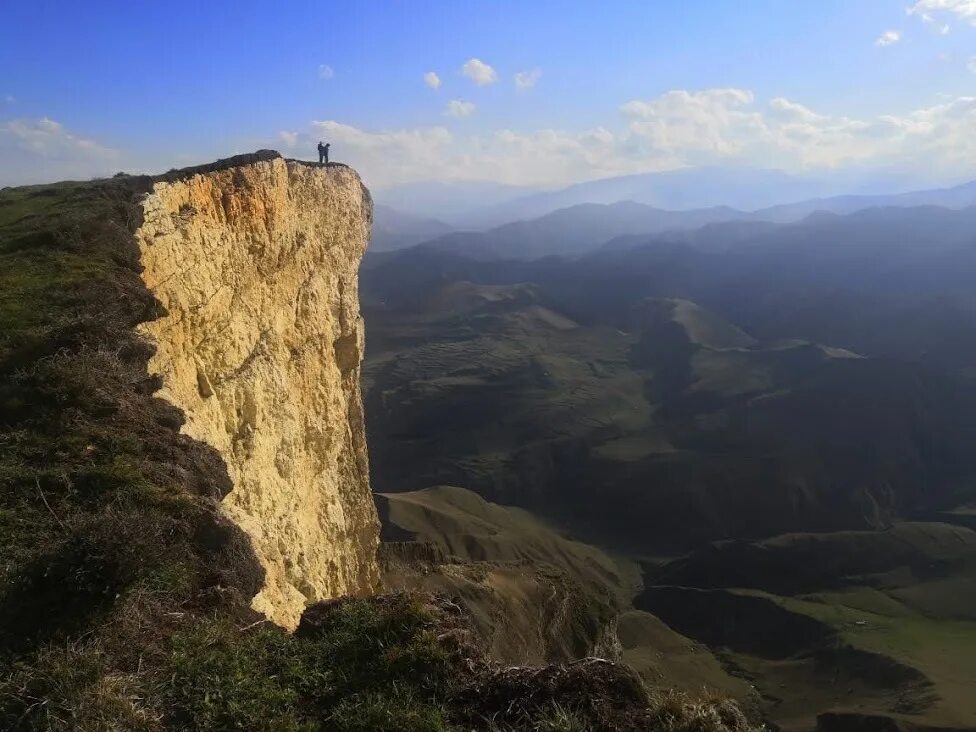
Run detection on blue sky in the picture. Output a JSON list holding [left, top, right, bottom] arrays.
[[2, 0, 976, 189]]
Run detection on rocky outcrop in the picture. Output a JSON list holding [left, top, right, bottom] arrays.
[[136, 153, 380, 628]]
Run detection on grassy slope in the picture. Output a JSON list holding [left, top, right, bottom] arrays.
[[378, 485, 636, 665], [768, 593, 976, 728], [380, 485, 637, 602], [379, 486, 754, 702], [643, 522, 976, 730], [364, 282, 652, 515]]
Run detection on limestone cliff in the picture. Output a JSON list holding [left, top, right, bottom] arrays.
[[135, 154, 380, 628]]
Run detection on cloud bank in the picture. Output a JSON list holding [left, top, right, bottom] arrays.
[[0, 117, 120, 185], [909, 0, 976, 24], [8, 87, 976, 190], [302, 88, 976, 188]]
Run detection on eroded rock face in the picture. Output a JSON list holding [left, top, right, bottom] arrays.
[[136, 156, 380, 628]]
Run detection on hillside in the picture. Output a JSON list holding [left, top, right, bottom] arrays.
[[639, 521, 976, 729], [0, 153, 756, 732], [371, 204, 454, 252], [416, 202, 750, 260], [364, 276, 976, 549], [401, 169, 976, 232], [377, 486, 756, 701], [377, 485, 635, 665]]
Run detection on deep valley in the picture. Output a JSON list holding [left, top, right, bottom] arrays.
[[362, 200, 976, 731]]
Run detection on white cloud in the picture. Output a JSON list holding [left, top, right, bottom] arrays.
[[278, 131, 299, 147], [909, 0, 976, 23], [514, 68, 541, 90], [308, 119, 455, 186], [312, 120, 452, 150], [461, 58, 498, 86], [445, 99, 475, 117], [875, 30, 902, 46], [769, 97, 822, 119], [301, 119, 646, 188], [924, 8, 949, 31], [0, 117, 121, 185], [480, 126, 661, 186], [620, 89, 976, 174], [2, 117, 117, 157], [290, 89, 976, 189], [621, 88, 763, 157], [424, 71, 442, 90], [318, 64, 335, 80]]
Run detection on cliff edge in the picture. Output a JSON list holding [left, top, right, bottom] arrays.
[[136, 155, 380, 627], [0, 153, 756, 730]]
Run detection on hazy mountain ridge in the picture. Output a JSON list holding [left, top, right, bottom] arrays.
[[374, 175, 976, 263], [367, 203, 976, 372], [371, 203, 454, 252], [460, 167, 836, 228], [375, 168, 976, 234], [412, 201, 752, 260], [756, 179, 976, 223], [372, 179, 533, 226]]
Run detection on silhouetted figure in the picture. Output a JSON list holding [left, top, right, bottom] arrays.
[[317, 141, 331, 165], [324, 143, 330, 164]]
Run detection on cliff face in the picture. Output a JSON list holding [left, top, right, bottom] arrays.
[[136, 156, 380, 628]]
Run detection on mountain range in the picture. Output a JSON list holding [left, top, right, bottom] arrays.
[[373, 167, 976, 233]]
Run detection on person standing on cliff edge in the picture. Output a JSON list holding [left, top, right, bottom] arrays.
[[317, 141, 330, 164]]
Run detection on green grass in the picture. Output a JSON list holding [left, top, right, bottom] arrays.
[[488, 704, 592, 732], [1, 594, 456, 731], [163, 594, 452, 731], [747, 590, 976, 727], [0, 182, 136, 353]]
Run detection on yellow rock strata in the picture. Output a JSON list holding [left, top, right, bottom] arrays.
[[136, 157, 380, 628]]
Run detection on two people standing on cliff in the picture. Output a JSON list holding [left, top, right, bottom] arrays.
[[317, 141, 330, 164]]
